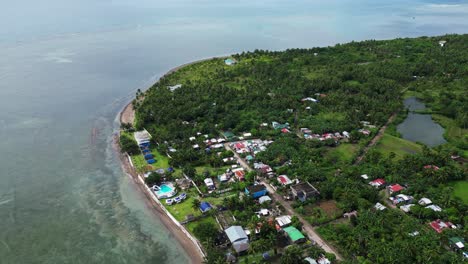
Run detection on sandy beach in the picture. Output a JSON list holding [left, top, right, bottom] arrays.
[[115, 57, 227, 264]]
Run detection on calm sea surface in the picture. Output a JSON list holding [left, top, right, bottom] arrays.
[[0, 1, 467, 263]]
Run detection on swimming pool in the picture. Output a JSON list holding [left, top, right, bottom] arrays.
[[155, 183, 176, 199]]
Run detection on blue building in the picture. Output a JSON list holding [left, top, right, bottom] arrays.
[[199, 202, 212, 213], [245, 184, 267, 199]]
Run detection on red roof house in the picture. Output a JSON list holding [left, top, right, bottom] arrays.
[[234, 170, 245, 181], [369, 178, 386, 188], [387, 184, 404, 194], [429, 219, 455, 233]]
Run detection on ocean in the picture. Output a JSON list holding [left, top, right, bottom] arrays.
[[0, 1, 467, 263]]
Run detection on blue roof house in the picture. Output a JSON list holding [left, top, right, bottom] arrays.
[[245, 184, 267, 199], [199, 202, 213, 213]]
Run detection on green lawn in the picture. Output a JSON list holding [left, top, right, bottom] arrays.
[[375, 133, 422, 159], [185, 215, 218, 234], [130, 149, 170, 173], [164, 188, 201, 221], [327, 143, 359, 163], [432, 114, 468, 155], [451, 181, 468, 204]]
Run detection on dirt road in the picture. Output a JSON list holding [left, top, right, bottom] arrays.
[[354, 112, 397, 164]]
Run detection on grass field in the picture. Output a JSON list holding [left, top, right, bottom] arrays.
[[131, 149, 170, 173], [164, 191, 201, 221], [185, 215, 219, 234], [195, 165, 231, 176], [432, 114, 468, 155], [327, 143, 359, 163], [451, 181, 468, 204], [375, 133, 422, 159]]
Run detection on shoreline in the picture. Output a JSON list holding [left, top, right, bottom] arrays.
[[115, 57, 226, 264]]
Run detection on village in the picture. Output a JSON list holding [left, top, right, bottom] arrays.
[[123, 114, 467, 263]]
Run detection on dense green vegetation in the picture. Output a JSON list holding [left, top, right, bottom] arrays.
[[131, 35, 468, 263]]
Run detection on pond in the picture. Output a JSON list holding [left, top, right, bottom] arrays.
[[397, 97, 446, 147]]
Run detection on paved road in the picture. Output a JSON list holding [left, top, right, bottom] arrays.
[[225, 143, 343, 260]]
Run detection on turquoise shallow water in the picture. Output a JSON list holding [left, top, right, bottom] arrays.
[[0, 1, 467, 263]]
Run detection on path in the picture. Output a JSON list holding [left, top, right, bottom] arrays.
[[354, 112, 397, 164], [225, 143, 343, 260]]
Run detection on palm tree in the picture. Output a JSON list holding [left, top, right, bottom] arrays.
[[192, 199, 201, 210]]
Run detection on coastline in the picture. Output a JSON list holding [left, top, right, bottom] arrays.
[[115, 57, 226, 264]]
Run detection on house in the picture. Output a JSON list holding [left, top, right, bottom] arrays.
[[259, 195, 272, 204], [374, 202, 387, 211], [218, 173, 229, 183], [418, 197, 432, 206], [449, 237, 465, 252], [233, 168, 245, 181], [301, 97, 318, 103], [134, 129, 152, 146], [290, 182, 319, 202], [439, 40, 447, 47], [342, 131, 350, 138], [204, 178, 215, 190], [275, 215, 292, 229], [245, 184, 267, 199], [257, 209, 270, 217], [361, 174, 369, 180], [429, 219, 455, 233], [272, 121, 290, 130], [243, 132, 252, 138], [304, 257, 318, 264], [317, 256, 331, 264], [225, 226, 249, 253], [343, 210, 358, 218], [400, 204, 415, 213], [426, 205, 442, 212], [175, 178, 191, 190], [277, 175, 293, 186], [283, 226, 306, 244], [390, 194, 413, 205], [199, 202, 213, 213], [369, 178, 386, 188], [168, 84, 182, 92], [224, 58, 237, 66], [387, 184, 404, 194]]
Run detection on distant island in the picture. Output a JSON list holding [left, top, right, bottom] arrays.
[[119, 35, 467, 264]]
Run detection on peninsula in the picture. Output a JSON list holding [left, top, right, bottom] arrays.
[[118, 35, 467, 264]]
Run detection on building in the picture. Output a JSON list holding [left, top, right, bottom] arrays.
[[225, 226, 249, 253], [400, 204, 415, 213], [168, 84, 182, 92], [258, 195, 272, 204], [387, 184, 404, 194], [418, 197, 432, 206], [224, 58, 237, 66], [275, 215, 292, 229], [245, 184, 267, 199], [290, 182, 319, 202], [449, 237, 465, 252], [233, 168, 246, 181], [204, 178, 215, 190], [374, 202, 386, 211], [429, 219, 455, 233], [277, 175, 293, 185], [426, 204, 442, 212], [369, 178, 385, 188], [304, 257, 318, 264], [390, 194, 413, 205], [134, 129, 152, 146], [283, 226, 306, 244], [199, 202, 213, 213]]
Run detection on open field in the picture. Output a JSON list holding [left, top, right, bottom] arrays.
[[326, 143, 359, 163], [185, 216, 219, 234], [302, 200, 343, 225], [451, 181, 468, 204], [131, 149, 171, 173], [375, 133, 422, 159]]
